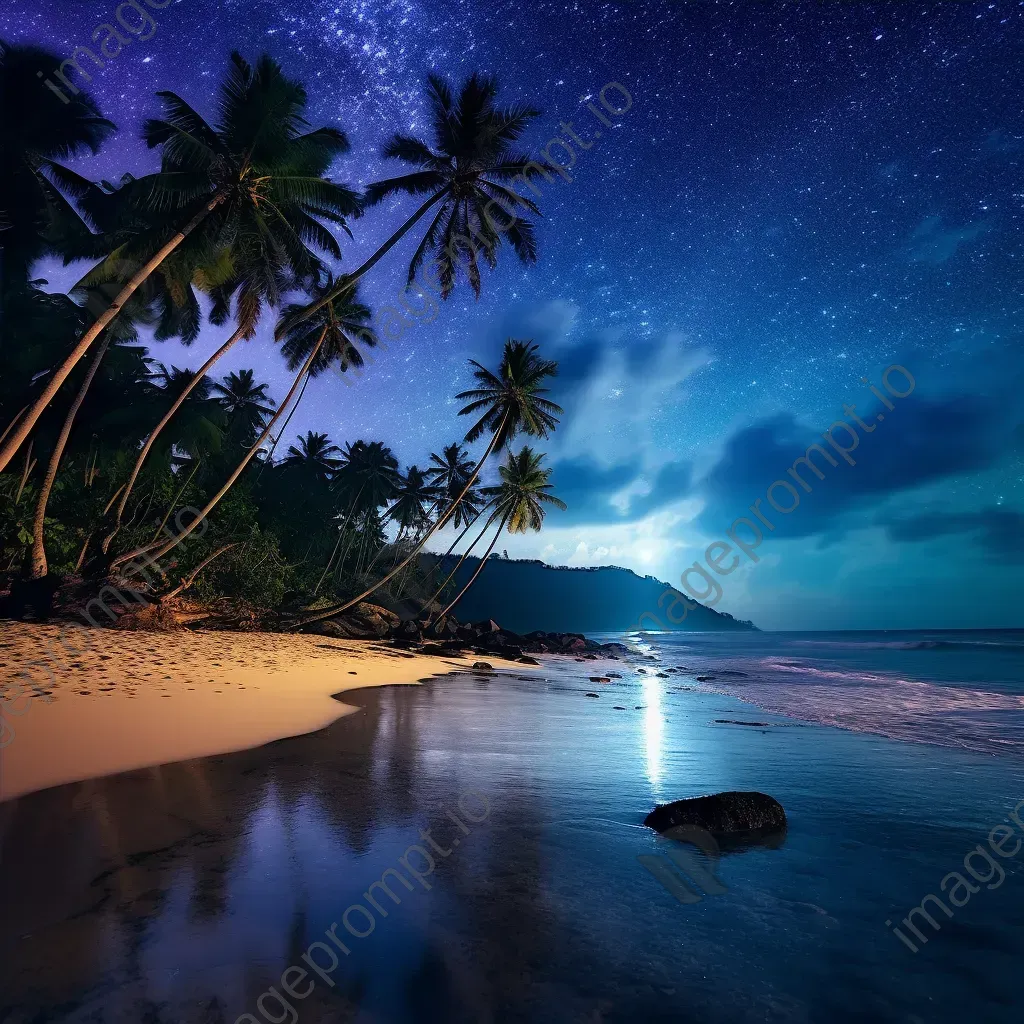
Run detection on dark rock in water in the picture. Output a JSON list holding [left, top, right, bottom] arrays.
[[644, 792, 787, 837], [695, 674, 715, 682], [516, 655, 539, 665], [585, 692, 600, 698], [613, 706, 626, 710], [472, 661, 493, 670], [589, 676, 611, 682]]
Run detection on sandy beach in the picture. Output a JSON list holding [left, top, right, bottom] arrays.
[[0, 622, 510, 802]]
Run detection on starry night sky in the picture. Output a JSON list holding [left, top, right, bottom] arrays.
[[4, 0, 1022, 629]]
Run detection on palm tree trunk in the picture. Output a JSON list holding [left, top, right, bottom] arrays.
[[291, 412, 508, 627], [434, 513, 508, 621], [415, 500, 494, 599], [422, 509, 495, 613], [0, 405, 28, 450], [149, 459, 202, 544], [315, 483, 366, 595], [102, 483, 126, 516], [30, 334, 113, 578], [115, 326, 329, 568], [103, 324, 245, 553], [160, 543, 237, 600], [255, 367, 312, 480], [314, 527, 346, 596], [16, 440, 35, 503], [0, 193, 226, 475], [74, 532, 94, 572], [277, 186, 450, 336]]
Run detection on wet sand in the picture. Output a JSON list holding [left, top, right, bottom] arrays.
[[0, 623, 501, 801]]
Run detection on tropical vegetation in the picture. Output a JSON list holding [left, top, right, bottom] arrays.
[[0, 42, 565, 627]]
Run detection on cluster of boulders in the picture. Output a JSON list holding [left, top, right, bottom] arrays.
[[309, 603, 629, 662]]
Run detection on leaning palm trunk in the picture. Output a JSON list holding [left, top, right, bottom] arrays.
[[114, 325, 329, 568], [0, 194, 226, 475], [16, 440, 35, 504], [255, 369, 312, 481], [160, 543, 237, 601], [281, 187, 450, 332], [314, 483, 367, 595], [149, 459, 202, 544], [292, 412, 508, 628], [103, 323, 245, 553], [0, 405, 28, 450], [30, 333, 113, 578], [420, 505, 496, 612], [433, 513, 508, 622], [398, 508, 482, 605]]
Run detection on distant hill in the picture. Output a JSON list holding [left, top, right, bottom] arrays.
[[421, 556, 757, 633]]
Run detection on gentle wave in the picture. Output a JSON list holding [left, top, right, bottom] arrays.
[[684, 656, 1024, 755], [791, 639, 1024, 653]]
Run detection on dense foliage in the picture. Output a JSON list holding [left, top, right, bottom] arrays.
[[0, 43, 564, 623]]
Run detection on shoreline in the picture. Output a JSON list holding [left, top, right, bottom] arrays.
[[0, 623, 550, 803]]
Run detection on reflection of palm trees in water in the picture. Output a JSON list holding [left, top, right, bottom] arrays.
[[0, 676, 661, 1023], [0, 757, 269, 1019]]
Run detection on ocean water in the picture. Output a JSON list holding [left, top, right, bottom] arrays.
[[617, 628, 1024, 755], [1, 632, 1022, 1022]]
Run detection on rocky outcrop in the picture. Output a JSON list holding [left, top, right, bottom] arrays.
[[312, 602, 401, 639], [305, 611, 630, 662], [644, 792, 787, 837]]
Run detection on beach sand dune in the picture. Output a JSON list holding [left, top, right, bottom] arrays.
[[0, 623, 492, 802]]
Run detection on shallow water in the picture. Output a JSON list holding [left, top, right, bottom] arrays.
[[1, 640, 1022, 1022], [620, 628, 1024, 755]]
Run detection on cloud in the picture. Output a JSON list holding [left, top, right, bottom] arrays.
[[880, 506, 1024, 563], [548, 456, 692, 525], [547, 330, 711, 464], [695, 389, 1002, 540]]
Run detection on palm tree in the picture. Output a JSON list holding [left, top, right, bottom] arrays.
[[281, 432, 342, 483], [314, 440, 401, 593], [425, 442, 484, 529], [114, 287, 375, 569], [411, 442, 487, 601], [384, 465, 441, 544], [0, 51, 360, 475], [255, 286, 376, 471], [333, 440, 402, 514], [143, 364, 226, 464], [211, 369, 276, 450], [279, 72, 545, 333], [432, 447, 565, 622], [96, 55, 359, 546], [0, 42, 115, 287], [292, 338, 561, 628]]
